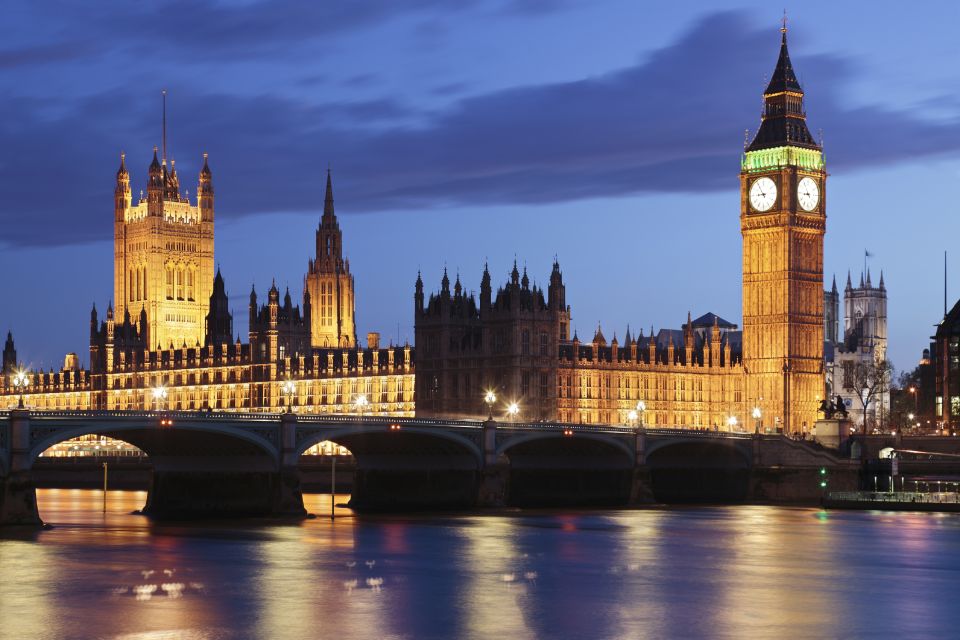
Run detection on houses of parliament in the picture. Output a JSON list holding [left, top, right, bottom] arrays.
[[2, 27, 827, 433]]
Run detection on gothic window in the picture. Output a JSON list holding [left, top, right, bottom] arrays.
[[521, 330, 530, 356], [187, 268, 195, 301], [176, 266, 184, 300], [540, 373, 548, 399], [129, 269, 135, 302], [142, 267, 148, 300], [521, 372, 530, 396], [166, 266, 174, 299], [540, 332, 548, 356]]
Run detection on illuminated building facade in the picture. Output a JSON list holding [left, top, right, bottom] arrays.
[[305, 171, 357, 349], [1, 150, 413, 417], [415, 263, 745, 427], [740, 26, 825, 433], [2, 27, 825, 435]]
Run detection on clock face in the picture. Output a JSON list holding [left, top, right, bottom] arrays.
[[797, 177, 820, 211], [749, 177, 777, 212]]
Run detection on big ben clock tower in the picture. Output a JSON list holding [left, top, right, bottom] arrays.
[[741, 24, 825, 434]]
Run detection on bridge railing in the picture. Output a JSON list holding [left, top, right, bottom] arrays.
[[0, 409, 789, 439]]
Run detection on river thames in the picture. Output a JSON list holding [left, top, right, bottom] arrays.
[[0, 490, 958, 639]]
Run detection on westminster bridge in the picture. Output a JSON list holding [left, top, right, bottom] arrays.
[[0, 409, 857, 525]]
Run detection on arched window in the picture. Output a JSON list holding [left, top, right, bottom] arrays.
[[142, 267, 148, 300], [187, 268, 195, 301], [176, 266, 184, 300], [129, 269, 135, 301], [165, 266, 174, 299]]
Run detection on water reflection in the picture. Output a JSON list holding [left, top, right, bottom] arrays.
[[1, 490, 959, 638]]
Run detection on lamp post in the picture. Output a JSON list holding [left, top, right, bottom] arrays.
[[506, 402, 520, 421], [282, 379, 296, 413], [485, 390, 497, 420], [752, 406, 762, 434], [12, 369, 29, 409], [151, 385, 167, 412], [627, 409, 638, 427], [636, 400, 646, 428]]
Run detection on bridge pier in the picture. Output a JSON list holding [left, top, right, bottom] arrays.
[[142, 413, 306, 519], [0, 410, 42, 526]]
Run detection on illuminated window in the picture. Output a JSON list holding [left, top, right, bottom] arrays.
[[165, 266, 174, 299]]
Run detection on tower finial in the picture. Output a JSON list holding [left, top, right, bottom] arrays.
[[781, 9, 788, 38]]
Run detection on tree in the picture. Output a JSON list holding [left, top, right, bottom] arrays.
[[843, 359, 893, 434]]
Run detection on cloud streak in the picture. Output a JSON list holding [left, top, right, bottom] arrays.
[[2, 10, 960, 248]]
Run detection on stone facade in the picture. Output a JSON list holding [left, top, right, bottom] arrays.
[[304, 171, 356, 349], [740, 27, 826, 434], [1, 161, 412, 417], [114, 150, 215, 350], [415, 263, 746, 427]]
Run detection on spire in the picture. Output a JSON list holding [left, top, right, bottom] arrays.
[[831, 274, 838, 293], [746, 23, 818, 152], [846, 271, 853, 290], [116, 152, 128, 180], [511, 260, 520, 285], [879, 270, 885, 290], [441, 267, 450, 295], [521, 267, 529, 290], [323, 168, 335, 219]]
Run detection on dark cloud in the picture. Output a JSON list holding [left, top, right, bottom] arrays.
[[0, 41, 99, 68], [3, 10, 960, 248]]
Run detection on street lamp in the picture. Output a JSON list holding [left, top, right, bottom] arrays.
[[636, 400, 646, 428], [506, 402, 520, 421], [282, 379, 296, 413], [484, 390, 497, 420], [151, 385, 167, 412], [752, 406, 762, 434], [354, 394, 368, 415], [727, 415, 738, 432], [12, 369, 29, 409], [627, 409, 638, 427]]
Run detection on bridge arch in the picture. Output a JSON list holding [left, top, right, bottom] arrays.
[[296, 424, 482, 467], [644, 437, 753, 468], [496, 432, 634, 466], [28, 419, 280, 467], [645, 437, 752, 503]]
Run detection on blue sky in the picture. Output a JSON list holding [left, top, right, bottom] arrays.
[[2, 1, 959, 373]]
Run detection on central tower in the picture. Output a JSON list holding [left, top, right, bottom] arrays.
[[741, 26, 825, 433], [305, 170, 356, 348]]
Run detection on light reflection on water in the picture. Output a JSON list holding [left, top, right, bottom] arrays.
[[0, 490, 958, 639]]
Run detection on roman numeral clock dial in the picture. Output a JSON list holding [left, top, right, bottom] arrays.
[[797, 176, 820, 211], [749, 177, 777, 212]]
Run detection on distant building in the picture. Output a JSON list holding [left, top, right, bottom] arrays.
[[824, 270, 889, 429]]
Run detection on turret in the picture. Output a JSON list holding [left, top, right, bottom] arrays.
[[480, 263, 491, 312], [249, 284, 258, 328], [2, 331, 16, 374], [415, 271, 424, 313], [198, 152, 214, 221], [205, 268, 233, 347], [146, 147, 163, 210], [441, 268, 450, 298], [115, 152, 131, 222], [90, 303, 99, 340], [548, 260, 565, 310]]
